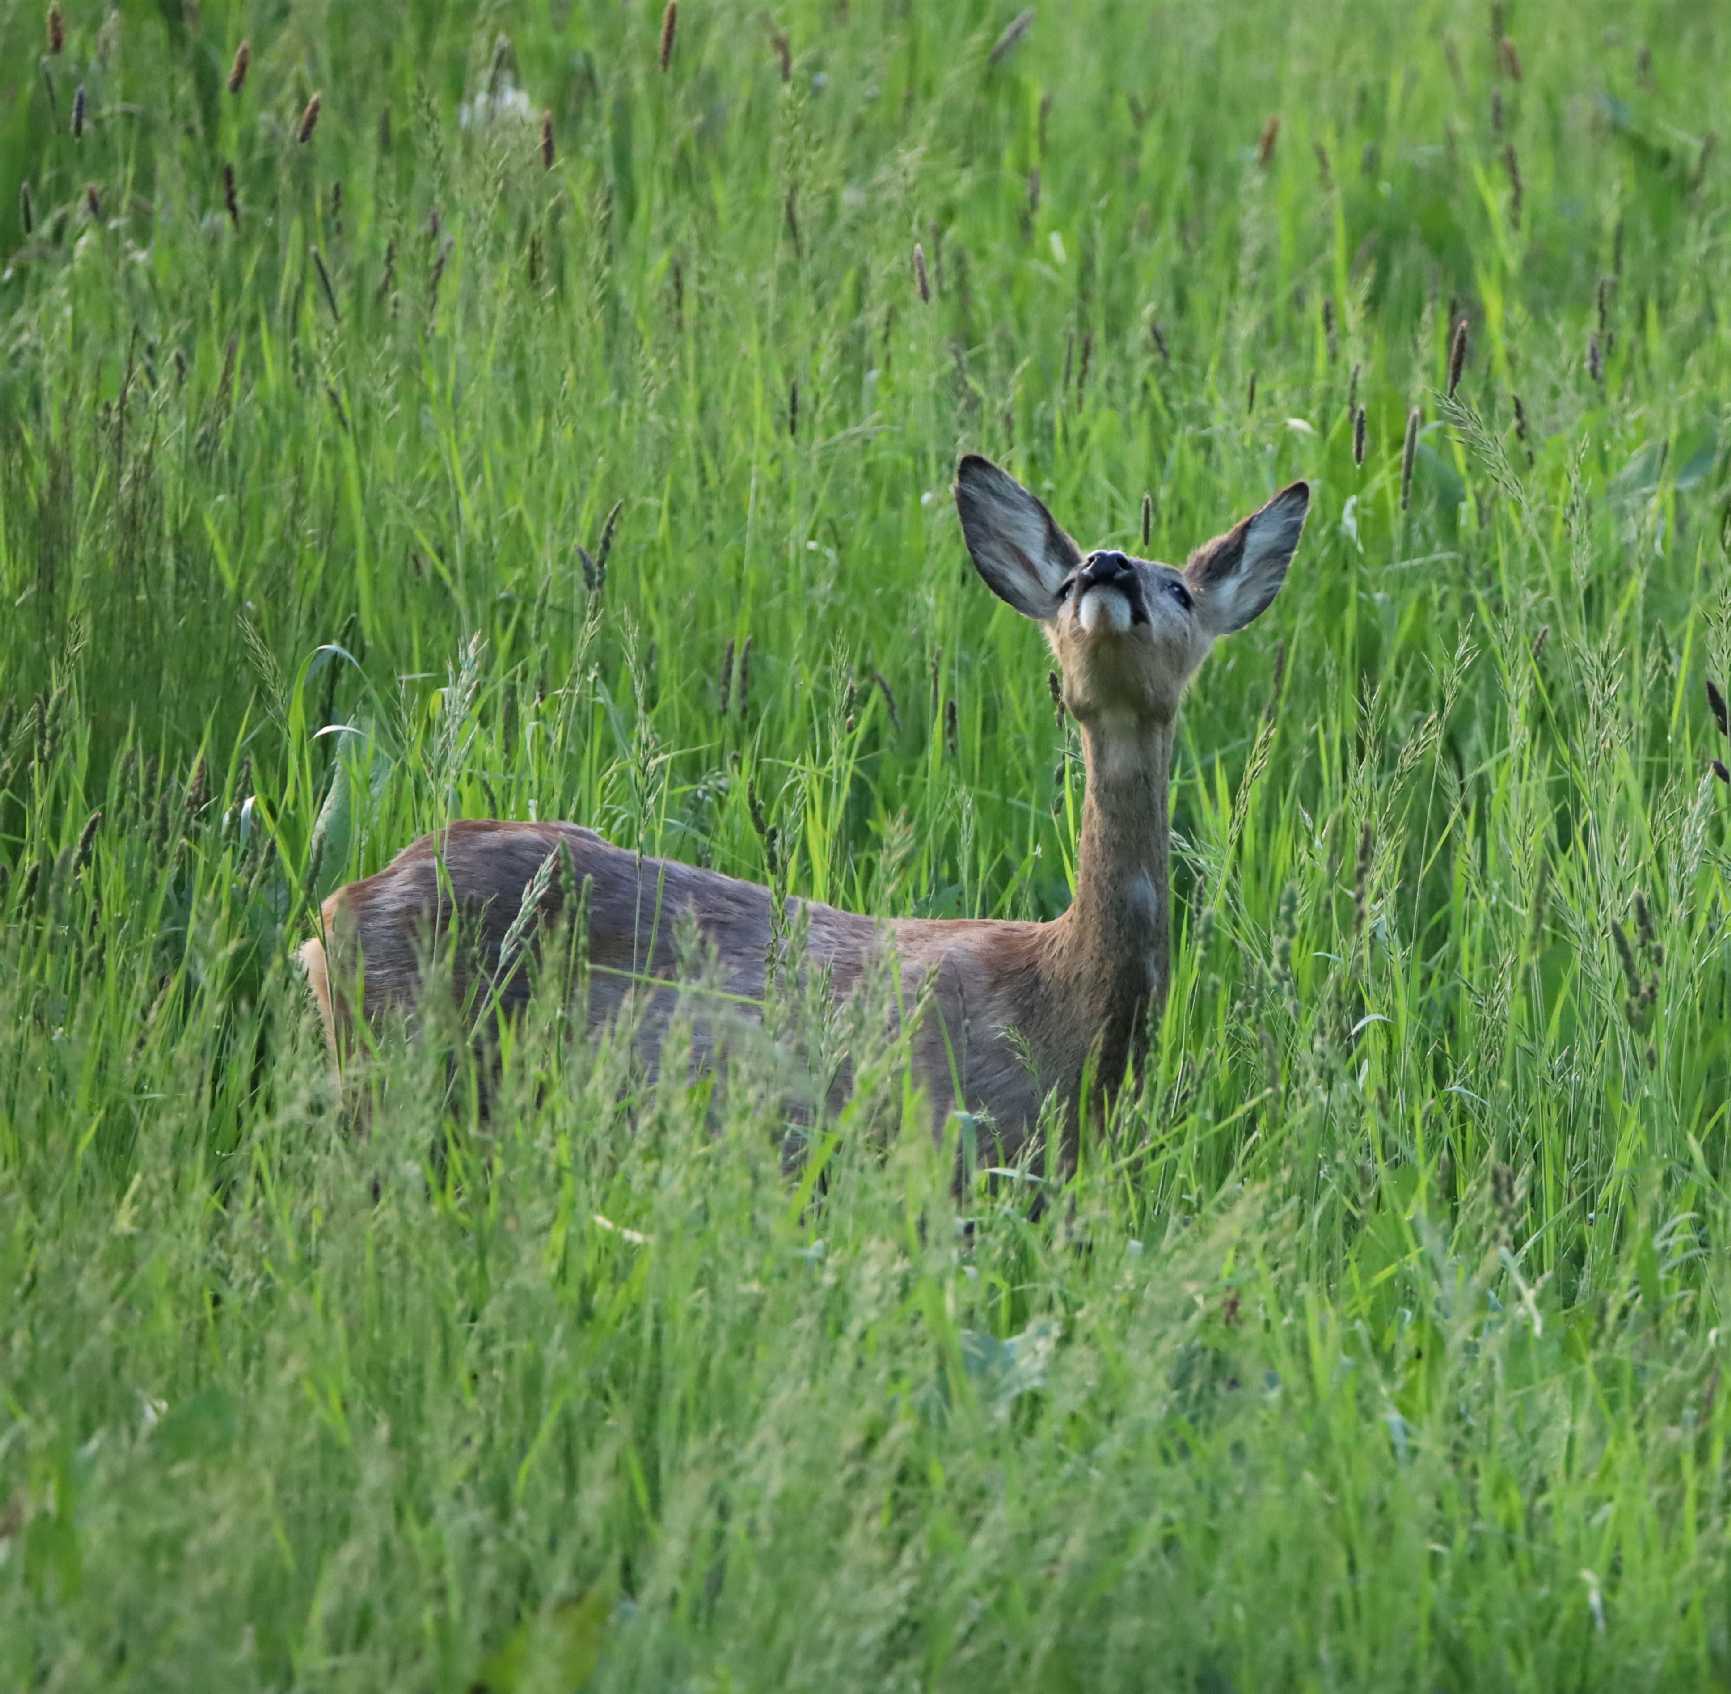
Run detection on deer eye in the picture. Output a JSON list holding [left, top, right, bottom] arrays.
[[1165, 577, 1194, 613]]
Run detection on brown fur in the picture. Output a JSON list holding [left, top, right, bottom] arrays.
[[300, 458, 1309, 1169]]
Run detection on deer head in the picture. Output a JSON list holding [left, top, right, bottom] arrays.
[[954, 455, 1309, 727]]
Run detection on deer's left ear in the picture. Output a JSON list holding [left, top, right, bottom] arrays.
[[1186, 481, 1310, 635]]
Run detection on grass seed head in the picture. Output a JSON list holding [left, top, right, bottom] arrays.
[[1512, 391, 1529, 441], [659, 0, 677, 72], [770, 26, 791, 82], [1448, 317, 1468, 397], [72, 83, 85, 138], [47, 2, 63, 53], [297, 91, 321, 144], [1587, 332, 1603, 384], [1141, 490, 1153, 547], [222, 161, 239, 227], [73, 808, 102, 874], [1257, 114, 1280, 166], [913, 240, 930, 302], [1401, 405, 1420, 508], [228, 38, 251, 95], [1353, 405, 1367, 465], [1706, 677, 1729, 739], [988, 9, 1035, 68], [1503, 142, 1522, 226], [19, 180, 32, 237], [1498, 36, 1522, 81], [540, 109, 555, 169], [84, 181, 101, 220], [1314, 140, 1333, 190]]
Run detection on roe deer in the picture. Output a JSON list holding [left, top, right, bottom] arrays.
[[300, 456, 1308, 1164]]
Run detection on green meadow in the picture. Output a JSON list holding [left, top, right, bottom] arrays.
[[3, 0, 1731, 1686]]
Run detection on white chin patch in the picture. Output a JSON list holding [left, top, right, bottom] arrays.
[[1078, 585, 1133, 635]]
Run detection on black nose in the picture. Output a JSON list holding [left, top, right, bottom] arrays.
[[1078, 551, 1134, 588]]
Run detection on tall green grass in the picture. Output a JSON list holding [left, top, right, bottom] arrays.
[[3, 0, 1730, 1686]]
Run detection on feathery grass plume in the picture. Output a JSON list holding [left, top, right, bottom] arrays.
[[658, 1, 677, 71], [47, 3, 63, 53], [1314, 140, 1333, 190], [989, 9, 1035, 68], [84, 182, 101, 220], [1531, 623, 1548, 659], [1706, 677, 1729, 738], [770, 25, 791, 82], [1141, 491, 1153, 546], [913, 240, 930, 302], [1498, 36, 1522, 80], [1448, 317, 1468, 397], [228, 39, 250, 95], [540, 109, 554, 169], [1503, 142, 1522, 226], [19, 180, 32, 237], [1352, 821, 1374, 935], [297, 91, 321, 144], [1353, 405, 1367, 465], [1400, 406, 1420, 508], [1256, 114, 1280, 167], [222, 162, 239, 227], [313, 247, 341, 321], [72, 83, 85, 138], [1440, 391, 1530, 520]]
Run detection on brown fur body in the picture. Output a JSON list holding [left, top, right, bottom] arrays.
[[301, 456, 1308, 1168]]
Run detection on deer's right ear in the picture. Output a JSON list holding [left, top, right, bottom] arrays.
[[954, 455, 1081, 620]]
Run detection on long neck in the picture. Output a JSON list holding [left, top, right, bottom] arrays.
[[1049, 712, 1175, 1081]]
